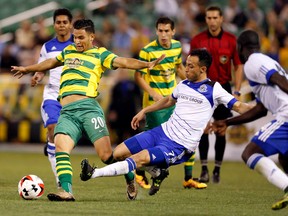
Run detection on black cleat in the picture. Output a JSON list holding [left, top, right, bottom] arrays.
[[149, 169, 169, 196], [199, 170, 209, 183], [80, 159, 96, 181]]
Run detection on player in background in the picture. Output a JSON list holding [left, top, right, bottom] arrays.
[[214, 30, 288, 210], [189, 6, 243, 183], [12, 19, 165, 201], [80, 48, 252, 196], [134, 17, 207, 192], [31, 8, 73, 188]]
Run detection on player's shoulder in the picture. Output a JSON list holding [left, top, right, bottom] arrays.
[[142, 40, 158, 50]]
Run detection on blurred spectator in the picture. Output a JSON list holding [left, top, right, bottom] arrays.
[[34, 16, 52, 45], [0, 43, 19, 72], [15, 19, 36, 50], [107, 69, 142, 144], [279, 35, 288, 70], [223, 0, 242, 33], [130, 20, 149, 58], [244, 0, 264, 27], [154, 0, 179, 18]]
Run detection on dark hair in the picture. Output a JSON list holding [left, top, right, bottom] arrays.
[[53, 8, 73, 23], [237, 30, 260, 49], [73, 19, 95, 34], [190, 48, 212, 69], [156, 17, 174, 30], [206, 6, 223, 16]]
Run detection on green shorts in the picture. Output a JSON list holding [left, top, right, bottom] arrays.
[[54, 98, 109, 145], [145, 106, 175, 130]]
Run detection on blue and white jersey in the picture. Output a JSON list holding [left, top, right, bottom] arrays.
[[244, 53, 288, 122], [161, 79, 237, 151], [38, 36, 73, 100]]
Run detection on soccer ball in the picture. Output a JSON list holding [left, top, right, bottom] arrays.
[[18, 175, 44, 200]]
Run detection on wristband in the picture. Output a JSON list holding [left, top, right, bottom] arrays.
[[233, 91, 241, 96]]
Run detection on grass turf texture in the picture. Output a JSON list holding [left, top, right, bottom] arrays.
[[0, 151, 287, 216]]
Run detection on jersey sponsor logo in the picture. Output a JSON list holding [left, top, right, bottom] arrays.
[[198, 84, 208, 93], [179, 93, 203, 104], [65, 58, 82, 68], [219, 55, 228, 64], [160, 69, 174, 80]]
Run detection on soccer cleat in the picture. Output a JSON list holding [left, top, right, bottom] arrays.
[[80, 158, 96, 181], [272, 193, 288, 210], [126, 178, 137, 200], [212, 172, 220, 184], [47, 191, 75, 201], [183, 179, 207, 189], [135, 174, 151, 189], [199, 170, 209, 183], [149, 169, 169, 196]]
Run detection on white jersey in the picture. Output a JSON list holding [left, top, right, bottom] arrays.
[[161, 79, 236, 151], [244, 53, 288, 122], [38, 36, 73, 100]]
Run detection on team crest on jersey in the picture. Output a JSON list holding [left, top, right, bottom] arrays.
[[160, 69, 174, 80], [219, 55, 228, 64], [198, 84, 207, 93], [65, 58, 82, 68]]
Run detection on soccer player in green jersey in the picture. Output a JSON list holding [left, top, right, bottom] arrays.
[[134, 17, 207, 194], [12, 19, 164, 201]]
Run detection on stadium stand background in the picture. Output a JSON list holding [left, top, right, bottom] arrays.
[[0, 0, 285, 145]]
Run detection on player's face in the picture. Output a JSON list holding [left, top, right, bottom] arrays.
[[205, 10, 223, 35], [185, 55, 205, 82], [54, 15, 72, 37], [156, 23, 175, 49], [73, 29, 94, 52]]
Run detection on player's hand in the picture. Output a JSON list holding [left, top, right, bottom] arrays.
[[151, 92, 163, 102], [11, 66, 28, 79], [213, 120, 227, 136], [148, 54, 165, 70], [131, 110, 145, 130], [203, 121, 214, 134], [31, 72, 45, 87]]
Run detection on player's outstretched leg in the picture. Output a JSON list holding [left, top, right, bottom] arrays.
[[272, 193, 288, 210], [149, 168, 169, 196], [80, 158, 96, 181]]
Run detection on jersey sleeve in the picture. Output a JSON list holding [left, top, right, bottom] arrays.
[[37, 44, 47, 63], [100, 48, 118, 70], [171, 81, 181, 99], [214, 82, 237, 109], [245, 54, 278, 85]]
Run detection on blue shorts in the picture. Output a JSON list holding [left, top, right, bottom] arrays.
[[41, 99, 62, 127], [124, 126, 193, 168], [252, 120, 288, 156]]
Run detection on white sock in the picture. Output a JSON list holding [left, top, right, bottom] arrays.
[[47, 142, 59, 184], [144, 166, 161, 178], [247, 153, 288, 191], [92, 158, 136, 178]]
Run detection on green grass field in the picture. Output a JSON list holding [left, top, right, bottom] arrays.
[[0, 149, 287, 216]]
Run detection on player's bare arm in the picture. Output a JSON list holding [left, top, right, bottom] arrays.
[[215, 102, 267, 135], [113, 54, 165, 70], [270, 72, 288, 94], [12, 58, 61, 78], [131, 95, 175, 130]]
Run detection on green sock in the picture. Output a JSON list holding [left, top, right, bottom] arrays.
[[56, 152, 73, 194], [124, 172, 135, 183], [184, 152, 195, 181]]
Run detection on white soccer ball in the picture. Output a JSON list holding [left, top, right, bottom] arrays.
[[18, 175, 44, 200]]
